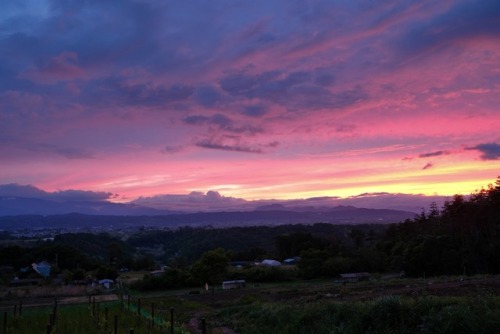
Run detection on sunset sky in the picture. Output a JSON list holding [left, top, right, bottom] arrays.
[[1, 0, 499, 208]]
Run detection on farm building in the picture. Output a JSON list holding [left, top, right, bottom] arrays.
[[283, 257, 300, 265], [98, 279, 114, 289], [260, 259, 281, 266], [32, 261, 51, 278], [222, 280, 246, 290], [339, 272, 371, 282]]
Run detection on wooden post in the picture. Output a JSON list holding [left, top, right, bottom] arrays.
[[201, 318, 207, 334], [96, 303, 100, 326], [151, 302, 155, 327], [170, 308, 174, 334], [52, 306, 57, 324], [114, 315, 118, 334], [49, 313, 54, 326], [46, 323, 52, 334], [104, 307, 109, 331]]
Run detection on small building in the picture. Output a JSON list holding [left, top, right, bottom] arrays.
[[222, 280, 246, 290], [98, 279, 114, 289], [283, 257, 300, 265], [260, 259, 281, 266], [339, 272, 371, 283], [32, 261, 51, 278], [150, 270, 165, 278]]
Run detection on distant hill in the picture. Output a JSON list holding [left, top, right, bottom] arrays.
[[0, 206, 416, 231], [0, 196, 174, 216]]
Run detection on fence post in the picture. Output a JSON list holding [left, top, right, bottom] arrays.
[[52, 306, 57, 324], [3, 311, 7, 334], [201, 318, 206, 334], [114, 315, 118, 334], [129, 329, 134, 334], [128, 295, 131, 310], [137, 298, 141, 316], [96, 303, 100, 327], [46, 323, 52, 334], [13, 305, 17, 317], [104, 307, 108, 332], [19, 300, 22, 317], [151, 302, 155, 328], [170, 308, 174, 334]]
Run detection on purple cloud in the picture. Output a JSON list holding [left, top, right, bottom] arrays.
[[0, 184, 113, 202], [468, 143, 500, 160], [419, 150, 450, 158], [422, 162, 434, 170], [195, 137, 264, 154]]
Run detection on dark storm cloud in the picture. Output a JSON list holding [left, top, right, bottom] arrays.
[[467, 143, 500, 160]]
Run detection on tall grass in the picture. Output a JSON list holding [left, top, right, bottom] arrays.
[[219, 295, 500, 334]]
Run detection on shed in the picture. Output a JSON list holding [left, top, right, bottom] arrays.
[[32, 261, 51, 278], [339, 272, 371, 282], [261, 259, 281, 266], [222, 280, 246, 290], [98, 279, 114, 289]]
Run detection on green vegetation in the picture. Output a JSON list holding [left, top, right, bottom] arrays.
[[218, 294, 500, 334], [4, 300, 190, 334]]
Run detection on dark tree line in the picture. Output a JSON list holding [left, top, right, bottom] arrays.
[[380, 177, 500, 276]]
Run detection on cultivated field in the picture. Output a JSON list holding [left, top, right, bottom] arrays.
[[0, 275, 499, 333]]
